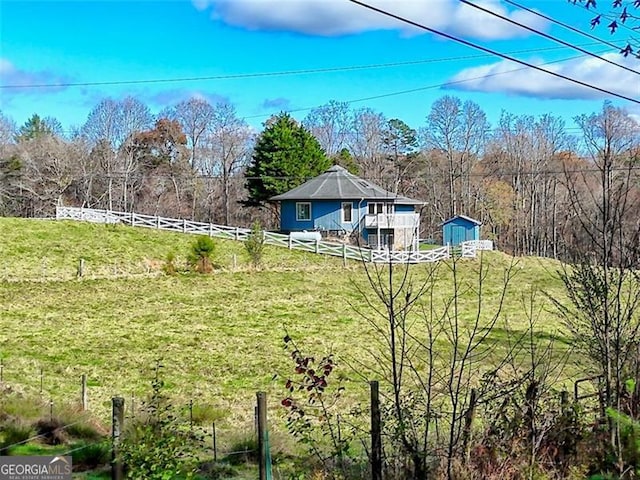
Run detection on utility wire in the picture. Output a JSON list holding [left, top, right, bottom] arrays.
[[505, 0, 626, 53], [348, 0, 640, 104], [0, 43, 608, 90], [48, 49, 610, 133], [66, 164, 640, 181], [244, 49, 610, 120], [460, 0, 640, 75], [49, 49, 601, 132]]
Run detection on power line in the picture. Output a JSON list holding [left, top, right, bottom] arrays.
[[46, 50, 611, 134], [0, 43, 609, 90], [460, 0, 640, 75], [348, 0, 640, 105], [58, 165, 640, 181], [244, 49, 610, 121], [46, 49, 605, 132]]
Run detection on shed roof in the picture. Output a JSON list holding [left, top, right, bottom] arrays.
[[270, 165, 423, 205], [441, 214, 482, 226]]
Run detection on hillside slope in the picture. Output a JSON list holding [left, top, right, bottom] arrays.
[[0, 218, 570, 439]]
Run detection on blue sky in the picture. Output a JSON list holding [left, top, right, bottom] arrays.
[[1, 0, 639, 135]]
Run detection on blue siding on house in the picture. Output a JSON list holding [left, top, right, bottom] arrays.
[[442, 216, 480, 246], [280, 201, 313, 231], [280, 200, 364, 232], [280, 198, 419, 249]]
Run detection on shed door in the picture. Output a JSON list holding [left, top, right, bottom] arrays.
[[452, 225, 466, 246]]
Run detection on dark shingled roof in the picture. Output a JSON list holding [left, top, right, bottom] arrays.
[[270, 165, 423, 205]]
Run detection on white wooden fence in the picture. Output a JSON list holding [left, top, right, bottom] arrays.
[[55, 207, 479, 264]]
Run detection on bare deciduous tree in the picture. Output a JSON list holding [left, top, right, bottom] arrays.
[[423, 95, 488, 218], [203, 102, 253, 225], [349, 108, 390, 186], [304, 100, 351, 156], [552, 102, 640, 471], [163, 97, 215, 171]]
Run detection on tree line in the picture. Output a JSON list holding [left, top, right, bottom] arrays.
[[1, 96, 638, 260]]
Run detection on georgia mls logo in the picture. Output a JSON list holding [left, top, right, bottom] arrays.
[[0, 456, 72, 480]]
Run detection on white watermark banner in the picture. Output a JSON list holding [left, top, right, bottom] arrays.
[[0, 456, 72, 480]]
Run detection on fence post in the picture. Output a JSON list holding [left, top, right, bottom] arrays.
[[112, 396, 125, 480], [77, 258, 85, 279], [462, 388, 477, 463], [288, 235, 292, 250], [560, 390, 569, 411], [315, 239, 320, 254], [81, 374, 88, 411], [370, 381, 382, 480], [342, 244, 347, 267], [183, 219, 187, 233], [212, 421, 217, 462], [256, 391, 269, 480]]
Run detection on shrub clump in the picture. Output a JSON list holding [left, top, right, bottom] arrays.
[[244, 221, 265, 269], [120, 363, 200, 479], [0, 420, 34, 453], [188, 236, 216, 274], [33, 418, 67, 445]]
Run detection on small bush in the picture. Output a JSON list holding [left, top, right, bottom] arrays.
[[190, 404, 227, 424], [188, 236, 216, 274], [197, 460, 239, 479], [64, 421, 103, 442], [34, 418, 67, 445], [0, 393, 46, 421], [224, 434, 259, 466], [56, 405, 107, 441], [163, 251, 178, 275], [0, 420, 34, 453], [71, 441, 111, 471], [244, 221, 265, 268], [120, 362, 200, 479]]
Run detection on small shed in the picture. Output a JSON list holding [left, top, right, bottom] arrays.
[[442, 215, 481, 246]]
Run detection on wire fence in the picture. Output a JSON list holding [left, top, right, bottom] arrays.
[[0, 366, 270, 466]]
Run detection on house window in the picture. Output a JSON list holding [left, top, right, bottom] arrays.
[[342, 202, 353, 223], [368, 203, 393, 215], [296, 202, 311, 221]]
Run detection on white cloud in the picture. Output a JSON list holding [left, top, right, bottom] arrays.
[[193, 0, 547, 39], [446, 53, 640, 100]]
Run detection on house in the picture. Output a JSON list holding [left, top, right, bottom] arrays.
[[270, 165, 423, 250], [442, 215, 481, 246]]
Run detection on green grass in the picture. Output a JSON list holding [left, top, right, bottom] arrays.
[[0, 218, 574, 445]]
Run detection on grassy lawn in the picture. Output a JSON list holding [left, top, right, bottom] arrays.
[[0, 218, 575, 450]]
